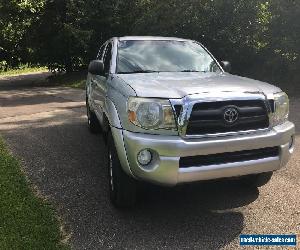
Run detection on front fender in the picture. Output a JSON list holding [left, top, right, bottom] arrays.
[[104, 98, 134, 177], [104, 98, 122, 129]]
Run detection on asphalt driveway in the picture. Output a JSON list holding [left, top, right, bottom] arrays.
[[0, 73, 299, 250]]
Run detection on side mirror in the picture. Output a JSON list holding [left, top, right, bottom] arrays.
[[220, 61, 231, 73], [88, 60, 104, 75]]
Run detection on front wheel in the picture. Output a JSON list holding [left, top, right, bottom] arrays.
[[107, 132, 137, 208]]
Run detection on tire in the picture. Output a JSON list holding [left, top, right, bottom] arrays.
[[86, 99, 101, 134], [241, 172, 273, 187], [107, 132, 137, 208]]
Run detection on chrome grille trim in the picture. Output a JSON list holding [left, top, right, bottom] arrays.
[[170, 92, 272, 138]]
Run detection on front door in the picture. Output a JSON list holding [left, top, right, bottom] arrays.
[[93, 42, 113, 122]]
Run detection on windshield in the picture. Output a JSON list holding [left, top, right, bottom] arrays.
[[116, 40, 222, 74]]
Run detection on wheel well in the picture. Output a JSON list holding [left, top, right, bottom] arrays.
[[103, 113, 111, 133]]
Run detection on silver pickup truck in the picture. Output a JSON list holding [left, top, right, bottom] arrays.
[[86, 36, 295, 207]]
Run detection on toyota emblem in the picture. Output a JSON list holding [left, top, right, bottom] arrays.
[[223, 107, 239, 124]]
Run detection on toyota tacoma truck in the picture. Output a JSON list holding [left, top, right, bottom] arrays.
[[86, 36, 295, 207]]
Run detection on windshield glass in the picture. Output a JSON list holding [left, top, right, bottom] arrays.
[[116, 40, 221, 74]]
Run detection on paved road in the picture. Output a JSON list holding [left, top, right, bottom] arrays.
[[0, 73, 299, 250]]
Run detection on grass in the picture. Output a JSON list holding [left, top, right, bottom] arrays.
[[0, 138, 69, 250], [48, 71, 86, 89], [0, 66, 48, 77], [0, 66, 86, 89]]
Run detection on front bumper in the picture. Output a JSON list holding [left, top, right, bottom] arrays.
[[112, 121, 295, 186]]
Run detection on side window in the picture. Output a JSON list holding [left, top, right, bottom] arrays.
[[103, 43, 112, 74], [96, 44, 106, 60]]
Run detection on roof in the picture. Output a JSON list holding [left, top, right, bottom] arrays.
[[116, 36, 190, 41]]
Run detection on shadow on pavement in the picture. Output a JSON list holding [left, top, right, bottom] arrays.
[[1, 108, 258, 250], [0, 93, 75, 107], [0, 72, 52, 90]]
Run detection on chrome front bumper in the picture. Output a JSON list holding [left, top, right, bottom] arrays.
[[112, 121, 295, 186]]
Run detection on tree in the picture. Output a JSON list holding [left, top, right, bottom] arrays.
[[0, 0, 44, 70], [0, 0, 299, 90], [131, 0, 266, 74], [31, 0, 91, 72]]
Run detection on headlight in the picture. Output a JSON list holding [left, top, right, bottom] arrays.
[[271, 92, 289, 126], [127, 97, 177, 130]]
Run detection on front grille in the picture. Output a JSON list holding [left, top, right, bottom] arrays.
[[179, 147, 279, 168], [186, 100, 269, 135]]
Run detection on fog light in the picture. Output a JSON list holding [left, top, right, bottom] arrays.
[[137, 149, 152, 166]]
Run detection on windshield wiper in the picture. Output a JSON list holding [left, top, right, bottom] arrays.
[[118, 70, 160, 74], [180, 70, 207, 72]]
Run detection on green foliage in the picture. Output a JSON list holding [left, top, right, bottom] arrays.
[[132, 0, 265, 73], [48, 71, 86, 89], [0, 65, 47, 76], [31, 0, 91, 72], [0, 0, 299, 87], [0, 138, 69, 249], [0, 0, 45, 68]]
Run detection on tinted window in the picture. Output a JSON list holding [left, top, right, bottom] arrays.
[[117, 40, 221, 73], [103, 43, 112, 74]]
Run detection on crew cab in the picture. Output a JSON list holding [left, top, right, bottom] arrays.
[[86, 36, 295, 207]]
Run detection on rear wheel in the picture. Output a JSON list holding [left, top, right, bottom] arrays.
[[107, 132, 137, 208], [86, 98, 101, 134], [241, 172, 273, 187]]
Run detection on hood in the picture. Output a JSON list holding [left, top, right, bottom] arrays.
[[117, 72, 281, 99]]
